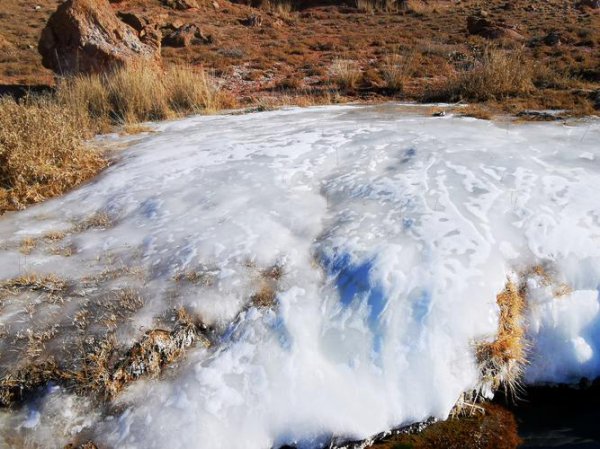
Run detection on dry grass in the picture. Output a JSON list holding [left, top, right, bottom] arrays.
[[459, 104, 494, 120], [356, 0, 398, 13], [330, 59, 362, 90], [0, 97, 107, 214], [0, 307, 209, 407], [476, 279, 526, 400], [381, 53, 417, 92], [57, 65, 226, 130], [0, 65, 227, 214], [262, 0, 294, 17], [0, 273, 68, 295], [428, 48, 534, 102]]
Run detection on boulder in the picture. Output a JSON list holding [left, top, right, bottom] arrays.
[[162, 24, 211, 47], [467, 15, 524, 41], [38, 0, 161, 75]]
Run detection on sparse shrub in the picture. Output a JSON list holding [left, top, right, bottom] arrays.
[[427, 48, 534, 102], [0, 97, 107, 213], [330, 59, 362, 90]]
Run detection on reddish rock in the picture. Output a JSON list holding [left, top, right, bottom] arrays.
[[38, 0, 161, 75]]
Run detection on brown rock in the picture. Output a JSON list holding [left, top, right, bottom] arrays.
[[240, 14, 263, 27], [467, 15, 524, 40], [162, 24, 211, 47], [38, 0, 161, 75], [161, 0, 199, 9]]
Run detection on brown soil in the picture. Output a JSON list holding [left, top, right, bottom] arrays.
[[0, 0, 598, 113], [369, 403, 521, 449]]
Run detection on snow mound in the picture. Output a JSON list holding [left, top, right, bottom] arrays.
[[1, 105, 599, 448]]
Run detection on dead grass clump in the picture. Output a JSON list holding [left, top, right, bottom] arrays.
[[429, 48, 534, 102], [250, 263, 284, 308], [251, 284, 277, 308], [356, 0, 398, 13], [75, 211, 114, 231], [57, 65, 225, 131], [330, 59, 362, 90], [0, 309, 209, 407], [0, 273, 68, 295], [476, 279, 526, 400], [43, 230, 66, 241], [19, 237, 37, 255], [459, 104, 493, 120], [381, 53, 417, 92], [262, 0, 294, 17], [163, 65, 223, 114], [0, 97, 107, 214]]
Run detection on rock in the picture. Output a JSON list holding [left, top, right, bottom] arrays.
[[592, 90, 600, 110], [543, 31, 561, 46], [116, 11, 163, 48], [578, 0, 599, 8], [117, 11, 150, 31], [161, 0, 199, 9], [467, 15, 525, 40], [162, 24, 211, 47], [240, 14, 263, 27], [38, 0, 161, 75], [212, 1, 220, 8], [516, 110, 564, 121]]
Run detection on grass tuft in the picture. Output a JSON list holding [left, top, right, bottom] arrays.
[[331, 59, 362, 90], [476, 279, 526, 400]]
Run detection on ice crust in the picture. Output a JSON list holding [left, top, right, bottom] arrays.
[[1, 105, 600, 448]]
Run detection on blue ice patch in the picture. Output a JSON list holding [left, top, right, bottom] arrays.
[[324, 252, 388, 360]]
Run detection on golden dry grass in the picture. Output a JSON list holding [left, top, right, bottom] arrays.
[[381, 52, 418, 92], [330, 59, 362, 90], [428, 48, 534, 102], [476, 279, 526, 399], [57, 65, 226, 131], [0, 65, 228, 215], [0, 97, 107, 214]]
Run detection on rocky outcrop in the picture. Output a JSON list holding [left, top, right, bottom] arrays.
[[162, 24, 212, 47], [38, 0, 161, 75], [467, 15, 525, 41]]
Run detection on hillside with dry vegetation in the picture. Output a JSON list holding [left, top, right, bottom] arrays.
[[0, 0, 599, 111]]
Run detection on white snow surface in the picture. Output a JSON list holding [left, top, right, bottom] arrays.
[[1, 104, 600, 448]]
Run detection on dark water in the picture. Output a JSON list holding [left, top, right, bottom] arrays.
[[509, 383, 600, 448]]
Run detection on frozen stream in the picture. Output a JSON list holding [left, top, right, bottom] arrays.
[[1, 104, 600, 448]]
